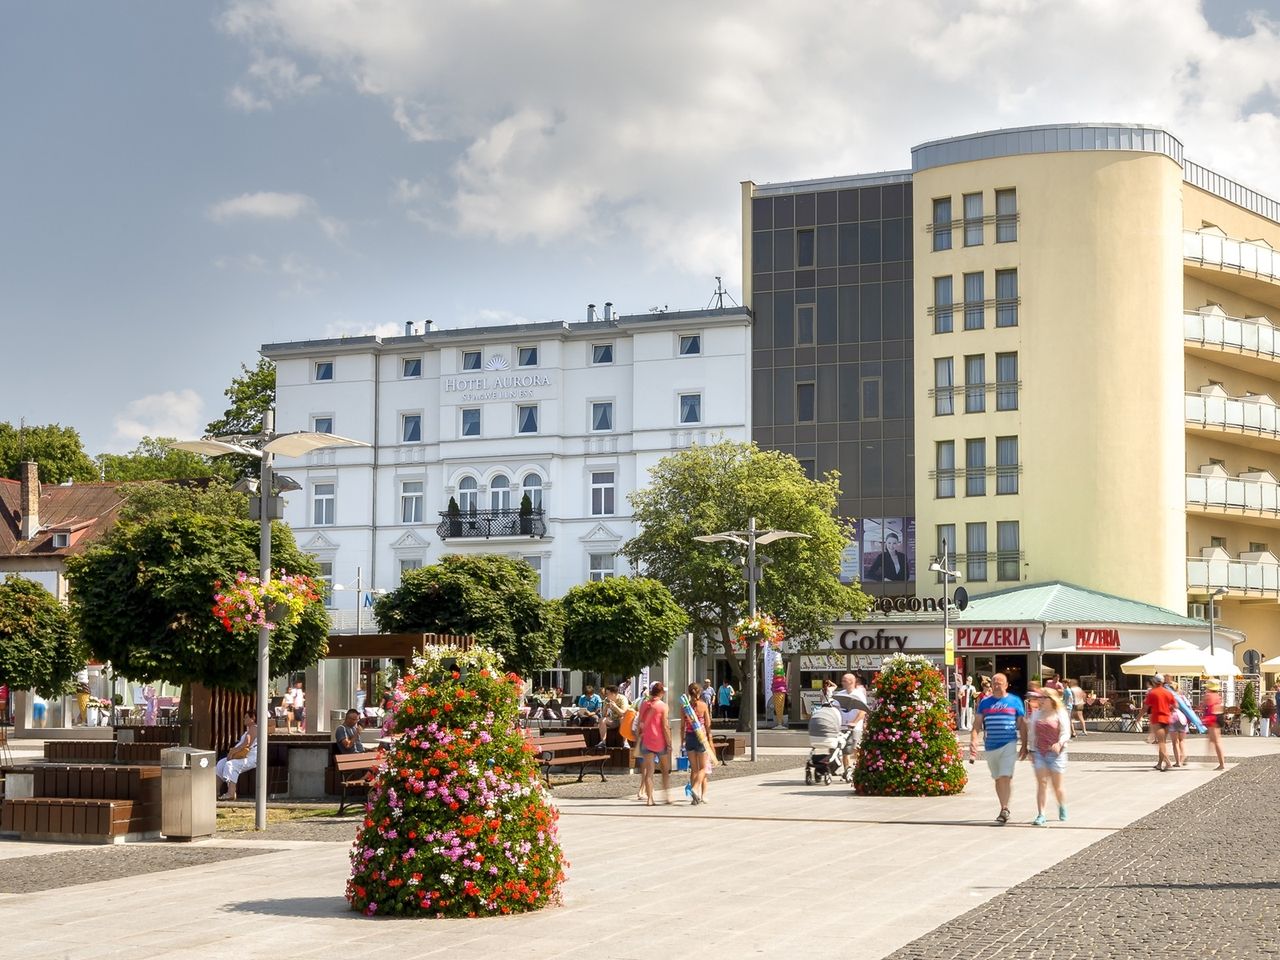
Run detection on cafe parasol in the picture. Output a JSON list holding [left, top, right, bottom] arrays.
[[1120, 639, 1242, 676]]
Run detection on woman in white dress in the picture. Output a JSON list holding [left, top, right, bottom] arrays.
[[216, 710, 258, 801]]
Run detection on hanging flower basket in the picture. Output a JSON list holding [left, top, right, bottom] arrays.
[[729, 612, 785, 651], [213, 572, 320, 635]]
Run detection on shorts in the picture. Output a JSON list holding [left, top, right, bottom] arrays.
[[684, 731, 706, 753], [641, 745, 668, 759], [294, 707, 306, 722], [984, 741, 1019, 780], [1032, 749, 1067, 775], [843, 726, 864, 754]]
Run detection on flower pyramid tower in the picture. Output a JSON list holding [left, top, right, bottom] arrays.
[[346, 645, 567, 917], [853, 653, 967, 797]]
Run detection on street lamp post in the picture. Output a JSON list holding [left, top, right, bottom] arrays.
[[694, 517, 809, 762], [929, 538, 962, 715], [171, 414, 368, 831], [1207, 586, 1228, 656]]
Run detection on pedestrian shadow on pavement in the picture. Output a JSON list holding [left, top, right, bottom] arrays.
[[222, 897, 358, 920]]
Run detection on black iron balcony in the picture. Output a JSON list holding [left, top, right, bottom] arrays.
[[437, 507, 547, 540]]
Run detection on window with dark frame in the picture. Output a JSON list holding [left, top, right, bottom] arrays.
[[796, 228, 816, 268], [932, 198, 953, 251], [963, 272, 985, 330], [965, 438, 986, 497], [934, 357, 954, 416], [796, 304, 815, 345], [963, 192, 984, 246], [933, 276, 953, 334], [996, 436, 1019, 494], [995, 269, 1018, 327], [997, 521, 1020, 580], [965, 355, 986, 413], [936, 441, 955, 498], [996, 353, 1019, 410], [966, 522, 988, 581], [861, 378, 881, 420], [996, 189, 1018, 242], [796, 382, 816, 423]]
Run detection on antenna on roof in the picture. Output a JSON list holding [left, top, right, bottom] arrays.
[[706, 276, 739, 310]]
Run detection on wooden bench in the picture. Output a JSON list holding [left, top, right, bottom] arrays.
[[334, 752, 380, 815], [0, 764, 161, 842], [711, 734, 746, 763], [528, 734, 609, 786], [44, 740, 116, 763]]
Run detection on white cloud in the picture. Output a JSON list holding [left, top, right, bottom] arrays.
[[219, 0, 1280, 277], [208, 191, 316, 222], [226, 51, 321, 112], [111, 390, 205, 449], [214, 251, 329, 295]]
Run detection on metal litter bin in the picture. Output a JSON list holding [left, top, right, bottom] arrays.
[[161, 746, 216, 840]]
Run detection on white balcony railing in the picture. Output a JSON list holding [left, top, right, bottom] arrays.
[[1185, 391, 1280, 439], [1187, 472, 1280, 515], [1184, 310, 1280, 360], [1187, 556, 1280, 595], [1184, 229, 1280, 284]]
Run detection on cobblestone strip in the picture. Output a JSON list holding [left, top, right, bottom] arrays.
[[0, 845, 281, 894], [888, 757, 1280, 960]]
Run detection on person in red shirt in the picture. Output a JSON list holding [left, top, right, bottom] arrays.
[[1201, 680, 1226, 771], [1143, 674, 1177, 771]]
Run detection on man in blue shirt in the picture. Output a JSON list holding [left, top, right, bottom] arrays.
[[969, 672, 1027, 825]]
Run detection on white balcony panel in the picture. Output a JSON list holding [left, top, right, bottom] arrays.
[[1187, 392, 1280, 438], [1187, 473, 1280, 514], [1185, 230, 1279, 283], [1187, 556, 1280, 594]]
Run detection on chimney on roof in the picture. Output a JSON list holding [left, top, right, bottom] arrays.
[[587, 303, 597, 322], [603, 301, 613, 321], [19, 461, 39, 540], [405, 321, 414, 336], [422, 319, 433, 332]]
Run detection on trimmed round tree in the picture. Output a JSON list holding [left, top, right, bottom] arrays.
[[0, 575, 85, 698], [853, 653, 967, 797], [346, 645, 567, 918], [560, 576, 688, 679]]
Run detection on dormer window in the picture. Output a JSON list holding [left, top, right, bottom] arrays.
[[52, 532, 70, 548]]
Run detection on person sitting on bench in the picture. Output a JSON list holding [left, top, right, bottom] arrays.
[[335, 709, 366, 754], [216, 709, 258, 801]]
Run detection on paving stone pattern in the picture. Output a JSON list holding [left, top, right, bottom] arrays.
[[888, 757, 1280, 959], [0, 844, 280, 894]]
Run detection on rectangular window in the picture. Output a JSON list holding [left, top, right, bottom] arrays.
[[398, 558, 423, 583], [796, 382, 816, 423], [996, 352, 1019, 410], [402, 357, 422, 378], [591, 471, 615, 516], [312, 416, 333, 434], [963, 272, 985, 330], [796, 304, 815, 345], [402, 413, 422, 443], [461, 408, 480, 437], [589, 552, 617, 582], [965, 438, 987, 497], [592, 343, 614, 364], [996, 188, 1017, 242], [591, 401, 614, 432], [518, 346, 538, 367], [963, 192, 984, 246], [997, 521, 1020, 581], [796, 228, 815, 268], [462, 350, 482, 371], [934, 357, 954, 416], [936, 441, 955, 499], [400, 480, 424, 523], [936, 524, 956, 569], [1210, 536, 1227, 549], [996, 436, 1019, 495], [314, 360, 333, 381], [312, 483, 335, 526], [52, 532, 70, 548], [679, 393, 702, 424], [995, 269, 1019, 327], [1250, 541, 1269, 553], [517, 405, 539, 434], [933, 276, 953, 334], [799, 458, 817, 481], [522, 555, 544, 597], [316, 560, 334, 607], [932, 198, 953, 251], [966, 522, 988, 582], [965, 355, 986, 413], [861, 378, 881, 421], [678, 334, 702, 356]]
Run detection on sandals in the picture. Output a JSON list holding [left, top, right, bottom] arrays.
[[996, 807, 1010, 825]]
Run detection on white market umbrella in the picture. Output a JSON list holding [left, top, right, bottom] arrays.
[[1120, 639, 1237, 676], [1261, 655, 1280, 670]]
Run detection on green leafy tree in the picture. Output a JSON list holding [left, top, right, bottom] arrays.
[[374, 555, 561, 676], [560, 576, 688, 678], [115, 478, 250, 524], [0, 576, 86, 698], [0, 422, 98, 484], [622, 440, 871, 686], [66, 513, 328, 693], [205, 358, 276, 480], [98, 437, 236, 483]]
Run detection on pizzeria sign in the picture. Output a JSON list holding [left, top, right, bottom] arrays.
[[955, 626, 1032, 650]]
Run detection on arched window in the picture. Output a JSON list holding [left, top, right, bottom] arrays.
[[458, 476, 478, 514], [522, 472, 544, 511], [490, 474, 511, 511]]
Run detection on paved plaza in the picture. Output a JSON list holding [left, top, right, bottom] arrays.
[[0, 735, 1276, 959]]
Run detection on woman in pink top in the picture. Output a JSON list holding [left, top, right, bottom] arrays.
[[1201, 681, 1226, 770], [1026, 687, 1070, 826], [636, 682, 672, 806]]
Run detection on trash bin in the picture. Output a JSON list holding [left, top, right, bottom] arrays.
[[161, 746, 216, 841]]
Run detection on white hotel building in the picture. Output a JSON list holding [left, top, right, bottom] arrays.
[[261, 306, 752, 631]]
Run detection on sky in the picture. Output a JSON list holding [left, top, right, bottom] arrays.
[[4, 0, 1280, 458]]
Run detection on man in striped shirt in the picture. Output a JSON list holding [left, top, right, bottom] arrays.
[[969, 672, 1027, 825]]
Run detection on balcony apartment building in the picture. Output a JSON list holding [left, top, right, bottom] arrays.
[[743, 122, 1280, 679]]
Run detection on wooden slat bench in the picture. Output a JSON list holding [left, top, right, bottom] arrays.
[[528, 734, 609, 786], [0, 763, 162, 843], [43, 741, 116, 763], [334, 752, 379, 815], [711, 734, 746, 763]]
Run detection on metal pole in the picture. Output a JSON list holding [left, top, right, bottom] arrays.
[[747, 516, 758, 762], [1208, 592, 1216, 657], [255, 409, 274, 832], [942, 539, 950, 711]]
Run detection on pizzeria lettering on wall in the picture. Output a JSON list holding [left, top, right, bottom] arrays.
[[956, 626, 1032, 650], [1075, 627, 1121, 650]]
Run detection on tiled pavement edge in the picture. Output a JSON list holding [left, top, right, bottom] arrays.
[[887, 756, 1280, 960]]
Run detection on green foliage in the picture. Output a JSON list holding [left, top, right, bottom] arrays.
[[447, 496, 460, 516], [0, 422, 98, 484], [346, 645, 566, 917], [519, 492, 532, 516], [374, 555, 561, 676], [0, 576, 86, 697], [854, 654, 967, 797], [65, 513, 328, 691], [98, 437, 236, 483], [622, 440, 871, 679], [560, 576, 688, 678], [1239, 680, 1260, 720], [205, 359, 276, 480], [116, 478, 249, 524]]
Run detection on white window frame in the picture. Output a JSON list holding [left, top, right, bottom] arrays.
[[402, 356, 423, 378], [522, 473, 544, 511], [401, 411, 423, 444], [400, 479, 424, 524], [461, 407, 481, 438], [590, 400, 614, 433], [311, 414, 334, 434], [590, 470, 616, 516], [398, 557, 423, 585], [517, 345, 539, 367], [313, 359, 335, 382], [311, 481, 336, 526], [588, 552, 617, 582], [316, 560, 335, 607], [516, 404, 539, 435], [457, 476, 479, 513], [461, 350, 482, 371], [591, 342, 615, 365], [52, 532, 70, 548], [522, 554, 546, 597], [678, 392, 702, 425], [489, 473, 512, 511], [677, 333, 702, 357]]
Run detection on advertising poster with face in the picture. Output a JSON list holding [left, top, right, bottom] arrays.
[[861, 517, 915, 582]]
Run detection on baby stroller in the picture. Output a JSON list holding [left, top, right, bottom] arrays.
[[805, 701, 852, 785]]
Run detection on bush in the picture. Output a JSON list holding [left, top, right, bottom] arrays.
[[1240, 680, 1260, 720], [853, 653, 967, 797], [346, 645, 567, 917]]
